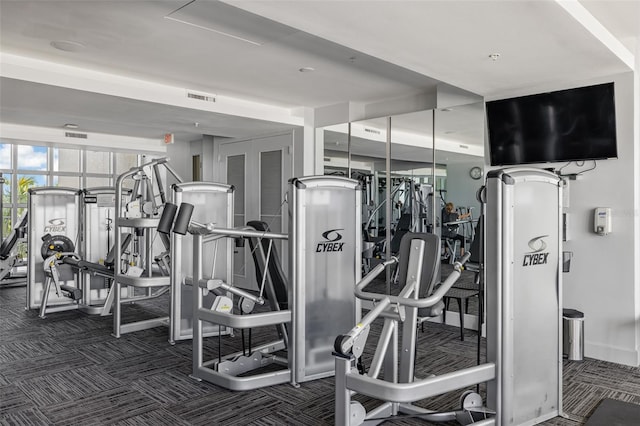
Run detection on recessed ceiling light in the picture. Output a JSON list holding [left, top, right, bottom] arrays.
[[488, 53, 501, 61], [299, 67, 315, 73], [63, 123, 79, 129], [50, 40, 86, 52]]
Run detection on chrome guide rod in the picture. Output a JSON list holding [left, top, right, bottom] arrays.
[[386, 116, 392, 293]]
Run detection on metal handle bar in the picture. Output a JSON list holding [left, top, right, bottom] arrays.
[[355, 252, 471, 309], [353, 257, 398, 289], [335, 252, 471, 356], [187, 277, 265, 306], [188, 221, 288, 240]]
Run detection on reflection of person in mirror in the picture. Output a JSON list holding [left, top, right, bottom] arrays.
[[441, 202, 471, 257]]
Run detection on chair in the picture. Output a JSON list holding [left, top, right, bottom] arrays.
[[443, 215, 484, 341], [442, 286, 479, 341]]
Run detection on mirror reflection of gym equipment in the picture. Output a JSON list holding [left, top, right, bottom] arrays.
[[322, 110, 485, 337]]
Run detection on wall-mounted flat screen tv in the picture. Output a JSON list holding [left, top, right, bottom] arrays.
[[486, 82, 617, 166]]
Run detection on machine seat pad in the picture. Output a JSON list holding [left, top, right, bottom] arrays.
[[63, 257, 82, 268], [79, 260, 112, 275], [60, 285, 82, 301], [418, 300, 445, 318]]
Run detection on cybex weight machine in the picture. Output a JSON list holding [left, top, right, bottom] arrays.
[[167, 181, 234, 343], [334, 168, 562, 426], [164, 176, 362, 390]]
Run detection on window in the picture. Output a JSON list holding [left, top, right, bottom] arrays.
[[53, 175, 81, 188], [0, 141, 147, 238], [0, 144, 11, 169], [1, 208, 10, 238], [53, 148, 81, 173], [85, 176, 111, 188], [16, 174, 43, 204], [86, 150, 111, 174], [16, 145, 47, 170], [115, 152, 138, 174]]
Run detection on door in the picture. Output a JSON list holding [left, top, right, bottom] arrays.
[[218, 133, 293, 289]]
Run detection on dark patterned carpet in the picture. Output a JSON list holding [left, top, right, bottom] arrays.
[[1, 276, 639, 425]]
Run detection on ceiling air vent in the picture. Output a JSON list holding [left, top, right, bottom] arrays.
[[65, 131, 88, 139], [459, 144, 469, 149], [187, 91, 216, 103], [364, 128, 381, 135]]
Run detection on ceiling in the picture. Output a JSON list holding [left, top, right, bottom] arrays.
[[0, 0, 637, 162]]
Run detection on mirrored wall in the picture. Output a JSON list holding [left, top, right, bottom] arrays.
[[321, 102, 485, 284]]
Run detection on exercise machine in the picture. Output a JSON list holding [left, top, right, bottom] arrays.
[[29, 157, 184, 328], [29, 187, 130, 317], [168, 176, 362, 390], [484, 168, 562, 425], [26, 187, 82, 314], [0, 172, 29, 284], [79, 187, 126, 313], [110, 157, 184, 337], [362, 177, 435, 272], [333, 237, 490, 425], [334, 167, 562, 426], [0, 210, 28, 283], [167, 181, 234, 343]]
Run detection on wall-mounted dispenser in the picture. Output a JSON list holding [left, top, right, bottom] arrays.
[[594, 207, 612, 235]]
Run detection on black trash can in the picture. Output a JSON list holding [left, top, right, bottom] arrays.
[[563, 308, 584, 361]]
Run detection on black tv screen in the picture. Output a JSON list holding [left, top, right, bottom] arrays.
[[486, 82, 617, 166]]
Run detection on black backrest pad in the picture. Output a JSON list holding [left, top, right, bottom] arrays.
[[173, 203, 194, 235], [396, 232, 441, 297], [157, 202, 178, 234], [396, 213, 412, 231], [390, 213, 413, 254], [104, 233, 132, 267], [246, 221, 288, 309]]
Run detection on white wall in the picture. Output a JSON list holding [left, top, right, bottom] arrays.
[[164, 139, 192, 186], [445, 161, 485, 217], [485, 71, 638, 366], [635, 35, 640, 367], [167, 135, 217, 184], [562, 72, 637, 366]]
